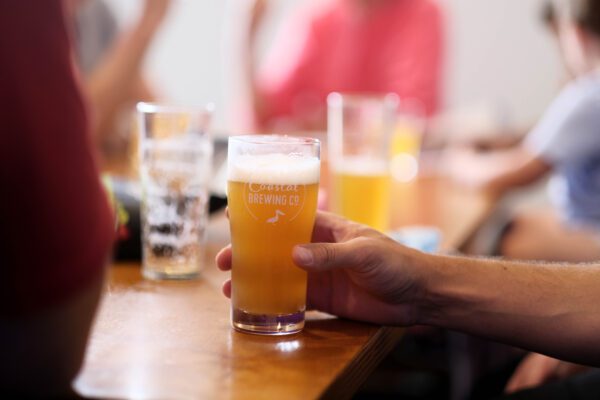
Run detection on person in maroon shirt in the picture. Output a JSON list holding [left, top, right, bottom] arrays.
[[0, 0, 114, 396]]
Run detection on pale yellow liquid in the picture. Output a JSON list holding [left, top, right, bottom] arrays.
[[228, 181, 319, 315], [391, 126, 421, 157], [331, 170, 391, 232]]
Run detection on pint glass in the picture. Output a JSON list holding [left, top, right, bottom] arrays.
[[138, 103, 213, 280], [327, 93, 398, 232], [227, 135, 320, 335]]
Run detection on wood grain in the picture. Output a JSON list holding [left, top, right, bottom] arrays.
[[74, 177, 493, 399]]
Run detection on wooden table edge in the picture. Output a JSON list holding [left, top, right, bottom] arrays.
[[318, 326, 405, 400]]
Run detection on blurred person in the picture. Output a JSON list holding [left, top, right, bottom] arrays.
[[243, 0, 444, 132], [438, 0, 561, 152], [217, 211, 600, 398], [0, 0, 113, 396], [443, 0, 600, 396], [445, 0, 600, 263], [66, 0, 172, 160]]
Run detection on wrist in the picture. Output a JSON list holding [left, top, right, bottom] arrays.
[[412, 253, 480, 328], [410, 252, 445, 326], [387, 245, 444, 326]]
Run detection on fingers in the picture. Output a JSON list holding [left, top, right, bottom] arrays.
[[504, 353, 551, 394], [505, 370, 525, 394], [216, 244, 232, 271], [222, 280, 231, 298], [293, 238, 372, 272], [312, 211, 378, 243], [217, 246, 231, 298]]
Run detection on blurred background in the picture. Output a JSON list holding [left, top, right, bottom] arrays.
[[105, 0, 562, 134]]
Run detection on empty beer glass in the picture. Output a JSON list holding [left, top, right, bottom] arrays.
[[138, 103, 213, 280]]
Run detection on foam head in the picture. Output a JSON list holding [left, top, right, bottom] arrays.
[[334, 155, 388, 176], [228, 153, 320, 185]]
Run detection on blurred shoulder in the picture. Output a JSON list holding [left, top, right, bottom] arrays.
[[554, 73, 600, 112], [404, 0, 444, 21]]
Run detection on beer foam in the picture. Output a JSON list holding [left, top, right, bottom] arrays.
[[228, 154, 320, 184], [334, 155, 388, 176]]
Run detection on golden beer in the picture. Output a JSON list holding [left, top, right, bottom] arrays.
[[327, 93, 397, 233], [228, 181, 319, 315], [330, 158, 391, 232], [227, 137, 320, 335]]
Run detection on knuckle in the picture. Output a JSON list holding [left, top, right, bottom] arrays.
[[352, 237, 382, 266], [320, 245, 337, 265]]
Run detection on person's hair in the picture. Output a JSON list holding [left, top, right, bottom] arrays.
[[561, 0, 600, 37]]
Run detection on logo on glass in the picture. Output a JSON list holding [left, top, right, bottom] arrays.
[[243, 183, 306, 223]]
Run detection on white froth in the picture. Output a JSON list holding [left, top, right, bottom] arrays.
[[334, 155, 388, 176], [228, 154, 320, 184]]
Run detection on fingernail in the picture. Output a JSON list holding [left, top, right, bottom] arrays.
[[294, 247, 314, 266]]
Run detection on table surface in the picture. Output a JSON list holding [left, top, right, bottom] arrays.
[[74, 176, 493, 400]]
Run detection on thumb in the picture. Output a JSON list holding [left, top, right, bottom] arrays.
[[293, 242, 359, 271]]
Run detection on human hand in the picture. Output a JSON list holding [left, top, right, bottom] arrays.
[[216, 211, 427, 326], [505, 353, 590, 393], [442, 146, 495, 191]]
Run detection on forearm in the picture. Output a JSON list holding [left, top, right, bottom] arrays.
[[417, 253, 600, 365], [86, 22, 157, 138], [458, 147, 549, 195], [484, 154, 545, 194]]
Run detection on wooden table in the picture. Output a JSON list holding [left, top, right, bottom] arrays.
[[74, 176, 493, 400]]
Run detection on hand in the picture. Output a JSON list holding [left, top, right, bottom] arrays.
[[216, 211, 427, 326], [442, 146, 495, 190], [505, 353, 590, 393], [140, 0, 172, 30]]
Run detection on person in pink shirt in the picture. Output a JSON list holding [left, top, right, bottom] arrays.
[[244, 0, 444, 132]]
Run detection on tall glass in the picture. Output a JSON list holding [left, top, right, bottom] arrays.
[[227, 135, 320, 335], [391, 99, 425, 182], [327, 93, 398, 232], [138, 102, 213, 280]]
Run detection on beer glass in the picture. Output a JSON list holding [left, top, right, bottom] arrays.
[[391, 99, 425, 182], [227, 135, 320, 335], [327, 93, 398, 232], [138, 102, 213, 280]]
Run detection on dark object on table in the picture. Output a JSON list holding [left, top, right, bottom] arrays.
[[112, 136, 228, 261], [111, 179, 227, 261]]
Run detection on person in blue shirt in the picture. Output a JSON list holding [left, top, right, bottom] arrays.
[[445, 0, 600, 264]]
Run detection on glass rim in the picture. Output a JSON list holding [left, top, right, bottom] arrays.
[[228, 134, 320, 147], [136, 101, 215, 115], [327, 92, 399, 108]]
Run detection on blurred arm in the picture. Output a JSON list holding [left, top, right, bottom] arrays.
[[0, 0, 113, 395], [84, 0, 170, 141], [445, 145, 551, 196]]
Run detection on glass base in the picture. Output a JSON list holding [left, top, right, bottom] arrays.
[[232, 308, 305, 335], [142, 268, 199, 280]]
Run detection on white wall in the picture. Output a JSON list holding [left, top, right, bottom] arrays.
[[106, 0, 563, 131], [444, 0, 562, 127]]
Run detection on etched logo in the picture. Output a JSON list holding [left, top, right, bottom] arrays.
[[243, 183, 306, 223], [266, 210, 285, 224]]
